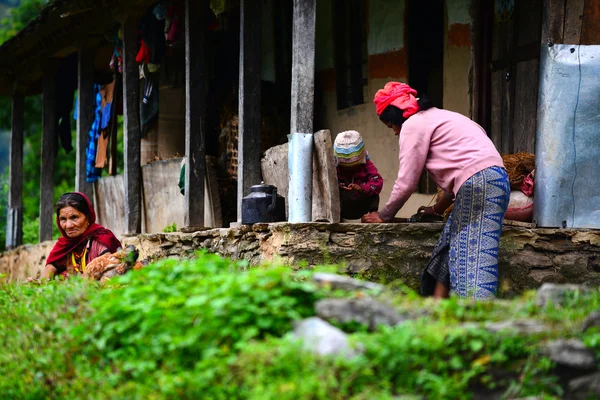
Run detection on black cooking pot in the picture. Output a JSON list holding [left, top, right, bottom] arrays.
[[241, 182, 286, 225]]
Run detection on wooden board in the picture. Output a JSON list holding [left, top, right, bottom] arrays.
[[184, 0, 207, 228], [6, 93, 24, 248], [76, 45, 95, 199], [122, 17, 142, 234], [237, 0, 263, 222], [39, 63, 57, 242]]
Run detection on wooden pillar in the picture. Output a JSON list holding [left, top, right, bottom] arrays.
[[237, 0, 262, 222], [122, 17, 142, 234], [76, 46, 95, 199], [6, 93, 24, 249], [184, 0, 206, 228], [39, 63, 57, 242], [290, 0, 316, 134]]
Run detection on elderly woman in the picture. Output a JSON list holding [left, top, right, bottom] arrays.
[[36, 192, 121, 280], [362, 82, 510, 300]]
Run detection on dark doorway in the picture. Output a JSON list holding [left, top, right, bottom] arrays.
[[406, 0, 444, 194], [406, 0, 444, 108]]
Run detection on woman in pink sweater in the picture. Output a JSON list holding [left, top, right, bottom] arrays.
[[362, 82, 510, 300]]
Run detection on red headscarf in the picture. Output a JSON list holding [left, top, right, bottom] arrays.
[[373, 82, 420, 118], [46, 192, 121, 266]]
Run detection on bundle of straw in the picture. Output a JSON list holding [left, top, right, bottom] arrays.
[[502, 152, 535, 189]]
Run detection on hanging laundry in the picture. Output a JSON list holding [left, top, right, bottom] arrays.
[[55, 53, 78, 153], [109, 26, 124, 73], [165, 0, 183, 45], [86, 85, 104, 183], [139, 8, 166, 65], [141, 68, 159, 136]]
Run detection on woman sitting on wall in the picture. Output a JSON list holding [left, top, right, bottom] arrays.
[[362, 82, 510, 300], [30, 192, 121, 280]]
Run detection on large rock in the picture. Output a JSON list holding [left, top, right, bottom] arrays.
[[582, 311, 600, 333], [315, 297, 407, 331], [485, 319, 548, 335], [568, 372, 600, 399], [542, 339, 597, 370], [536, 284, 589, 307], [292, 317, 359, 359], [312, 272, 384, 292]]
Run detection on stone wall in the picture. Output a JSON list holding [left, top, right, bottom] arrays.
[[4, 223, 600, 297], [120, 223, 600, 297]]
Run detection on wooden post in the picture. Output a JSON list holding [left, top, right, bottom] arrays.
[[237, 0, 262, 222], [184, 0, 206, 228], [39, 63, 58, 242], [76, 46, 95, 199], [122, 17, 142, 234], [6, 93, 24, 249], [290, 0, 316, 135]]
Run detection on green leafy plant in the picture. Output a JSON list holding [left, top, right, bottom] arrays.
[[163, 222, 178, 233], [1, 253, 599, 399]]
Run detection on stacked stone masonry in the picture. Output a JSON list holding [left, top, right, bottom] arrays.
[[3, 223, 600, 296]]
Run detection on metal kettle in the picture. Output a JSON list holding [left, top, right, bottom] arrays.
[[241, 182, 286, 225]]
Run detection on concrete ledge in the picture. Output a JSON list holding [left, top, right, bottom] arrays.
[[3, 223, 600, 296]]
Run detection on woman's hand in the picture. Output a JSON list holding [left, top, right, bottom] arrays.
[[361, 212, 385, 223], [417, 205, 438, 216]]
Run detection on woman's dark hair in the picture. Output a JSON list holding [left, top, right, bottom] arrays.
[[379, 96, 435, 126], [55, 192, 91, 219]]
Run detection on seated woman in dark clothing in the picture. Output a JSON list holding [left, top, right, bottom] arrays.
[[34, 192, 121, 280], [334, 130, 384, 220]]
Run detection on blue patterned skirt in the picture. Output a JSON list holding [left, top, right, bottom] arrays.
[[422, 166, 510, 299]]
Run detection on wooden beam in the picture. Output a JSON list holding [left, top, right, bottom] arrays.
[[184, 0, 207, 228], [564, 0, 586, 44], [122, 17, 142, 234], [6, 93, 24, 249], [237, 0, 262, 222], [542, 0, 566, 44], [290, 0, 316, 134], [39, 62, 58, 242], [76, 46, 95, 199], [581, 0, 600, 45]]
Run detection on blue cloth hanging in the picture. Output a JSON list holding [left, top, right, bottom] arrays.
[[86, 85, 104, 182]]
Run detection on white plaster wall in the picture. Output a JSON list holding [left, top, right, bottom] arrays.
[[367, 0, 406, 55], [447, 0, 472, 24], [443, 0, 474, 116]]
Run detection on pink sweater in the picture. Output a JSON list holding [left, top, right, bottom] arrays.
[[379, 107, 504, 221]]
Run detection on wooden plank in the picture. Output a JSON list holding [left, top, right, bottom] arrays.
[[516, 0, 543, 46], [122, 17, 142, 234], [237, 0, 262, 222], [581, 0, 600, 45], [512, 59, 540, 153], [541, 0, 566, 44], [76, 46, 95, 199], [290, 0, 317, 134], [184, 0, 206, 228], [6, 93, 24, 249], [39, 62, 57, 242], [564, 0, 586, 44], [490, 70, 504, 150]]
